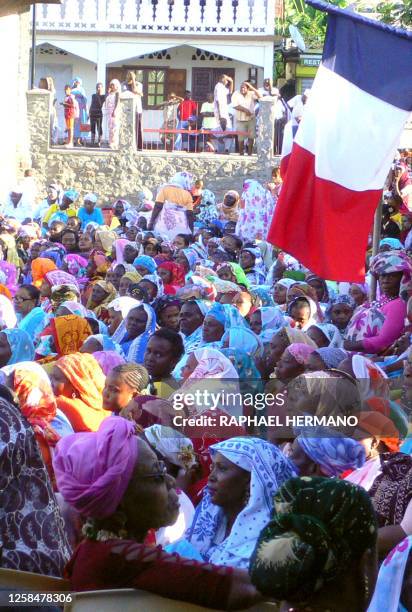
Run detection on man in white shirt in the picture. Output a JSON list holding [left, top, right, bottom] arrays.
[[1, 186, 34, 223], [214, 74, 233, 154], [231, 81, 261, 155]]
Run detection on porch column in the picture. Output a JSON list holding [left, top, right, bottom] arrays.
[[96, 39, 106, 88], [263, 42, 274, 80]]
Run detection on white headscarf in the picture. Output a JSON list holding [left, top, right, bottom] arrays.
[[145, 425, 196, 470], [0, 295, 17, 329], [186, 437, 297, 568], [189, 348, 239, 379], [309, 322, 343, 348]]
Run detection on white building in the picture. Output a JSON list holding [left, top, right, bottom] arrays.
[[35, 0, 277, 140]]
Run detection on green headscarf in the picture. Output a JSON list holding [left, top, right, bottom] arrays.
[[249, 476, 377, 603]]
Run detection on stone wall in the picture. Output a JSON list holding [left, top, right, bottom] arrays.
[[27, 92, 279, 201]]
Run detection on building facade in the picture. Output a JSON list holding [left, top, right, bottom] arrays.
[[35, 0, 277, 141]]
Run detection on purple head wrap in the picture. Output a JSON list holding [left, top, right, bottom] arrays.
[[93, 350, 126, 375], [287, 342, 316, 365], [53, 417, 138, 519]]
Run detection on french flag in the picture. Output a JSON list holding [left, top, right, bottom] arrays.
[[267, 0, 412, 282]]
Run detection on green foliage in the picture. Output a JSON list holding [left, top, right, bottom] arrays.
[[277, 0, 348, 48], [376, 0, 412, 28]]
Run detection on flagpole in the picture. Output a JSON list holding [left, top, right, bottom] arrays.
[[370, 196, 383, 301]]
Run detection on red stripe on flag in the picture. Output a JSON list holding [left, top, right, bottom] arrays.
[[267, 144, 381, 282]]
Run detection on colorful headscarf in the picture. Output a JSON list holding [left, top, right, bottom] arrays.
[[287, 342, 316, 365], [122, 270, 142, 285], [186, 347, 239, 380], [133, 255, 157, 275], [379, 238, 404, 250], [235, 180, 275, 243], [65, 254, 88, 287], [218, 262, 250, 289], [368, 536, 412, 612], [145, 425, 196, 470], [95, 229, 117, 254], [0, 233, 20, 268], [168, 171, 194, 192], [187, 437, 296, 568], [114, 238, 133, 264], [93, 350, 126, 375], [251, 286, 275, 308], [0, 261, 18, 296], [51, 315, 92, 356], [357, 411, 400, 452], [206, 302, 247, 333], [126, 304, 156, 364], [45, 270, 80, 292], [181, 249, 198, 271], [2, 328, 35, 364], [90, 250, 111, 278], [53, 416, 138, 519], [31, 257, 57, 288], [50, 286, 80, 311], [296, 428, 365, 476], [140, 274, 164, 300], [370, 249, 412, 300], [283, 327, 317, 348], [250, 476, 377, 602], [42, 247, 66, 269], [197, 189, 219, 225], [58, 300, 90, 318], [86, 280, 117, 317], [54, 352, 106, 410], [158, 261, 185, 293]]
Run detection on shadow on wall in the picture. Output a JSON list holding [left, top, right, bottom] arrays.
[[26, 90, 279, 201]]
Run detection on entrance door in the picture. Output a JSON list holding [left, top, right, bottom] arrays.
[[191, 67, 235, 104]]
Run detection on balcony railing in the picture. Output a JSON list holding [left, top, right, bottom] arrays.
[[36, 0, 273, 35]]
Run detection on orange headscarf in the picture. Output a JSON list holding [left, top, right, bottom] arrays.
[[0, 285, 12, 300], [357, 410, 400, 452], [51, 315, 92, 356], [31, 257, 57, 288], [54, 352, 110, 432], [11, 363, 60, 486]]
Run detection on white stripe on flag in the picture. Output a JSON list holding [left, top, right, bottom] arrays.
[[295, 65, 410, 191]]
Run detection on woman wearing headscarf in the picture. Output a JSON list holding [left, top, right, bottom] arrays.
[[148, 172, 195, 240], [349, 282, 369, 307], [0, 232, 20, 269], [202, 302, 247, 347], [196, 189, 219, 226], [50, 352, 110, 432], [326, 293, 355, 336], [275, 342, 316, 389], [92, 350, 126, 376], [175, 248, 198, 281], [118, 270, 142, 296], [217, 190, 240, 223], [266, 326, 317, 379], [86, 280, 117, 320], [288, 296, 320, 331], [284, 427, 365, 478], [133, 254, 157, 276], [104, 79, 121, 148], [31, 256, 57, 288], [220, 327, 262, 357], [239, 247, 266, 286], [15, 283, 47, 339], [272, 278, 295, 311], [65, 254, 88, 289], [0, 260, 19, 296], [53, 418, 260, 607], [157, 261, 185, 295], [138, 274, 164, 303], [250, 477, 377, 611], [94, 228, 117, 255], [36, 314, 92, 360], [0, 328, 35, 367], [71, 77, 88, 145], [249, 306, 286, 344], [1, 390, 71, 576], [40, 269, 80, 300], [305, 272, 330, 306], [345, 250, 412, 354], [305, 347, 348, 372], [2, 361, 60, 484], [235, 180, 275, 243], [217, 261, 250, 289], [120, 304, 156, 363], [186, 437, 296, 568], [306, 322, 343, 348]]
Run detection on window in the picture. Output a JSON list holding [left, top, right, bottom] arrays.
[[130, 69, 166, 109]]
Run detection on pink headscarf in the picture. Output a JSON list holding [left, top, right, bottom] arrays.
[[0, 261, 18, 295], [45, 270, 80, 290], [93, 350, 126, 375], [114, 239, 134, 265], [287, 342, 316, 365], [53, 417, 138, 519]]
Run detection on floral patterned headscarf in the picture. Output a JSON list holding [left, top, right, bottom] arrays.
[[370, 249, 412, 300]]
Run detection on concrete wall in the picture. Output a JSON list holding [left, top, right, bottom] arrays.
[[27, 90, 278, 202], [0, 10, 31, 194]]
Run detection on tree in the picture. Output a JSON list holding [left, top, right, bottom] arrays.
[[376, 0, 412, 28], [277, 0, 348, 49]]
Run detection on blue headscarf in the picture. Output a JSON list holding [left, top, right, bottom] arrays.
[[42, 248, 66, 268], [220, 348, 263, 397], [126, 304, 156, 364], [2, 329, 35, 365], [182, 249, 198, 271], [379, 237, 404, 250], [133, 255, 157, 275], [315, 347, 347, 369], [221, 327, 262, 356], [206, 303, 247, 331], [64, 189, 79, 203], [296, 428, 365, 477], [251, 286, 275, 307]]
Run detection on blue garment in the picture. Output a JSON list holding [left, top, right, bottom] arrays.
[[207, 303, 247, 330], [296, 428, 365, 476], [3, 328, 35, 364], [78, 207, 104, 230], [133, 255, 157, 274], [126, 304, 156, 364], [221, 327, 262, 356], [18, 307, 47, 341]]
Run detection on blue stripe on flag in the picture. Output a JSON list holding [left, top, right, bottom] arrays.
[[306, 0, 412, 112]]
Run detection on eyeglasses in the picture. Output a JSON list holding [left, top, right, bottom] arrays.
[[13, 296, 33, 303], [140, 461, 167, 481]]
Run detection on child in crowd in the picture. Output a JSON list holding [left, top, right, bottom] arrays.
[[61, 85, 77, 148], [102, 363, 149, 413]]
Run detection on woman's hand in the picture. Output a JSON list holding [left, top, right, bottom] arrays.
[[343, 340, 365, 352]]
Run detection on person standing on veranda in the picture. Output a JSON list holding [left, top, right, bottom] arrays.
[[213, 74, 233, 154], [231, 81, 261, 156], [125, 71, 144, 150]]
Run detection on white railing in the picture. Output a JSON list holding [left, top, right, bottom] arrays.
[[36, 0, 273, 35]]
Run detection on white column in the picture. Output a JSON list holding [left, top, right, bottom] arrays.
[[96, 39, 106, 88], [263, 42, 274, 79]]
